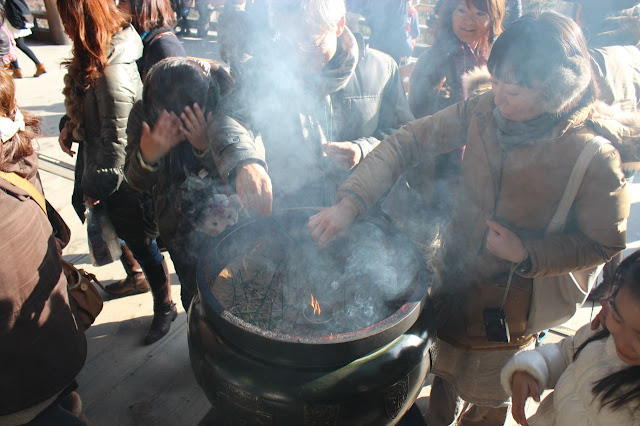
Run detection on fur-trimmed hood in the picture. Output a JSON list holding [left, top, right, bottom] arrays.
[[462, 65, 640, 171]]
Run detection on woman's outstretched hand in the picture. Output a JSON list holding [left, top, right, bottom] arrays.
[[510, 371, 540, 426], [139, 110, 185, 165], [180, 103, 212, 152], [486, 220, 527, 264], [308, 197, 360, 248]]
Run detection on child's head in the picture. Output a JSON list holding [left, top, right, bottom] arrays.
[[0, 69, 40, 171], [605, 250, 640, 366], [142, 58, 234, 127]]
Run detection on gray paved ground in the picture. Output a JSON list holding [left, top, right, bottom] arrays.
[[12, 36, 640, 425]]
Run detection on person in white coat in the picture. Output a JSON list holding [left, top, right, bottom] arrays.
[[501, 250, 640, 426]]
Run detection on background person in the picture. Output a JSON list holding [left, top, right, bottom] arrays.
[[0, 68, 86, 426], [209, 0, 414, 217], [4, 0, 45, 78], [125, 58, 236, 312], [57, 0, 177, 345], [400, 0, 504, 243], [309, 12, 634, 425], [117, 0, 187, 82]]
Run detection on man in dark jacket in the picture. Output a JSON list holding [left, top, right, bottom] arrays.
[[209, 0, 414, 215]]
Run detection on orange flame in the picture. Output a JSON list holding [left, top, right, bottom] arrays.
[[310, 293, 322, 316]]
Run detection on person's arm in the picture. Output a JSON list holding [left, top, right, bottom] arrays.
[[351, 59, 415, 158], [337, 97, 472, 215], [81, 67, 139, 200], [208, 84, 271, 216], [124, 101, 160, 192], [518, 144, 629, 278]]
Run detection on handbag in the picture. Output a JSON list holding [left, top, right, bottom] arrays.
[[0, 171, 104, 330], [61, 260, 105, 330], [525, 136, 609, 334]]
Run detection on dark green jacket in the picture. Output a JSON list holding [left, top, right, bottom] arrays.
[[78, 25, 143, 201]]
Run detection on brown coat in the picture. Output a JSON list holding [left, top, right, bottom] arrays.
[[0, 153, 87, 415], [339, 92, 631, 348]]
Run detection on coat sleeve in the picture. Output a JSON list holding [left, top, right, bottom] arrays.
[[82, 67, 140, 200], [208, 87, 267, 181], [337, 98, 472, 214], [501, 325, 599, 394], [124, 101, 159, 193], [520, 143, 629, 277], [408, 48, 454, 120], [352, 60, 415, 157]]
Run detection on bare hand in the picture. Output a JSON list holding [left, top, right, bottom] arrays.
[[236, 162, 273, 217], [181, 103, 212, 152], [58, 127, 75, 157], [139, 110, 185, 165], [510, 371, 540, 426], [83, 194, 100, 208], [486, 220, 527, 264], [323, 141, 362, 171], [308, 197, 360, 248]]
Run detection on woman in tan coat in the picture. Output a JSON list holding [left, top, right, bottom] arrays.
[[309, 12, 634, 425]]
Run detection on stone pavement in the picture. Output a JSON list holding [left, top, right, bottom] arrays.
[[12, 37, 640, 425]]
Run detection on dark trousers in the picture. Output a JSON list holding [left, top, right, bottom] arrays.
[[11, 36, 41, 68]]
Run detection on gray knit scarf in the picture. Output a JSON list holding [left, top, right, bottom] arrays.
[[493, 106, 568, 150]]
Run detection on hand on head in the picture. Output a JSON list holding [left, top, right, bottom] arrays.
[[180, 103, 212, 152], [139, 110, 185, 164]]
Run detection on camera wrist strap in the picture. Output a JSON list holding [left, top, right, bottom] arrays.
[[500, 263, 517, 309]]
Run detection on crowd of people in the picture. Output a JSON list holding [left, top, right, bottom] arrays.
[[1, 0, 640, 424]]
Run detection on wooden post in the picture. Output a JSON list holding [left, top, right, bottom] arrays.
[[43, 0, 70, 45]]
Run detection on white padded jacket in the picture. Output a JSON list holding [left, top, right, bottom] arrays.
[[501, 324, 638, 425]]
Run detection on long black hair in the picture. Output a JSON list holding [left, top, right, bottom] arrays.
[[574, 249, 640, 413]]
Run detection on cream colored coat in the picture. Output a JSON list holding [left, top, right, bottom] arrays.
[[501, 325, 637, 425]]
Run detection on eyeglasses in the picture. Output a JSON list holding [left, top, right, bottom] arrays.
[[277, 31, 332, 53]]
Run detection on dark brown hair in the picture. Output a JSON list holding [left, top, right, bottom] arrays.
[[0, 69, 41, 171], [573, 249, 640, 414], [129, 0, 177, 33], [57, 0, 129, 88], [434, 0, 505, 57]]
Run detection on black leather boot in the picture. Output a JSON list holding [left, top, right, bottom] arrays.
[[143, 260, 178, 345]]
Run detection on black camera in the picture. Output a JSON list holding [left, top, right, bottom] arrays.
[[483, 308, 510, 343]]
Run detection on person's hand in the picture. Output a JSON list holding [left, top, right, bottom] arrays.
[[58, 127, 75, 157], [510, 371, 540, 426], [83, 194, 100, 208], [308, 197, 360, 248], [180, 103, 212, 152], [235, 162, 273, 217], [486, 220, 527, 264], [139, 110, 185, 165], [322, 141, 362, 171]]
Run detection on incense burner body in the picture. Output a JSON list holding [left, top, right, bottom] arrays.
[[188, 210, 436, 425]]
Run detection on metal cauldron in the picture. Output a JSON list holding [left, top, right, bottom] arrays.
[[188, 209, 436, 425]]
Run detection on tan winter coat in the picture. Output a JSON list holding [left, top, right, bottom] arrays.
[[339, 92, 631, 349]]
